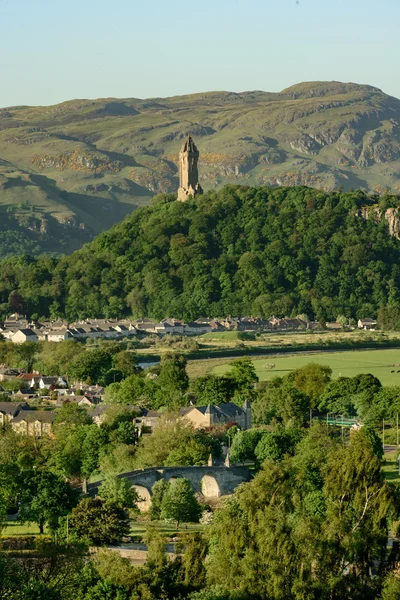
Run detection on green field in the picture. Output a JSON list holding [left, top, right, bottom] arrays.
[[1, 521, 45, 537], [212, 349, 400, 386]]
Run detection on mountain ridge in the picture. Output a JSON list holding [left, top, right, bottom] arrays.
[[1, 80, 400, 257]]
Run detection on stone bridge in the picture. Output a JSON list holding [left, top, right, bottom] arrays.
[[88, 465, 251, 510]]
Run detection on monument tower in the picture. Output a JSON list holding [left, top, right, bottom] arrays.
[[177, 135, 203, 202]]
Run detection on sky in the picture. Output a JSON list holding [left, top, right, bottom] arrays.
[[1, 0, 399, 107]]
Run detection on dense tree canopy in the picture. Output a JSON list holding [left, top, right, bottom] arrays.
[[1, 185, 400, 321]]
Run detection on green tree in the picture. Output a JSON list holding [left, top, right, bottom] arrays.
[[68, 349, 113, 384], [254, 426, 303, 464], [23, 471, 79, 534], [150, 480, 170, 521], [161, 478, 202, 528], [70, 498, 130, 545], [191, 375, 236, 405], [98, 475, 139, 510], [112, 351, 138, 378], [291, 363, 332, 406], [54, 402, 92, 428], [156, 353, 189, 408], [12, 342, 39, 372], [230, 428, 265, 464], [228, 357, 258, 391]]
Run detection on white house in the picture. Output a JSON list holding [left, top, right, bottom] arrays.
[[11, 329, 39, 344]]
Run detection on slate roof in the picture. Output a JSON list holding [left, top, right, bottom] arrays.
[[0, 402, 28, 416], [12, 410, 56, 423]]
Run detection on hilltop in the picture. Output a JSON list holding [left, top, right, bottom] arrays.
[[1, 81, 400, 256], [1, 185, 400, 323]]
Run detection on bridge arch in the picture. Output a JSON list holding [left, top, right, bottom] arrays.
[[133, 484, 152, 511], [201, 473, 221, 498]]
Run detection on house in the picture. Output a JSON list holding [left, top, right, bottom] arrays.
[[358, 318, 377, 331], [11, 329, 39, 344], [180, 400, 251, 430], [92, 404, 144, 426], [0, 368, 19, 382], [2, 313, 29, 330], [16, 372, 42, 383], [11, 410, 56, 436], [325, 322, 343, 331], [64, 395, 101, 408], [184, 322, 213, 335], [45, 329, 74, 342], [0, 402, 29, 426], [139, 409, 162, 430], [135, 320, 157, 334], [30, 376, 68, 390]]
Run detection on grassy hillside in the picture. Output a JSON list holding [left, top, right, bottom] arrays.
[[1, 81, 400, 256], [1, 185, 400, 323]]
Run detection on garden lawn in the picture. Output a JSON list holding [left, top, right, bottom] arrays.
[[212, 349, 400, 386]]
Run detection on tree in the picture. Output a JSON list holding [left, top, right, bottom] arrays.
[[23, 471, 79, 534], [150, 480, 170, 521], [254, 426, 303, 464], [12, 342, 39, 372], [228, 357, 258, 391], [54, 403, 92, 428], [290, 363, 332, 406], [98, 475, 139, 510], [191, 375, 236, 405], [230, 429, 265, 464], [161, 478, 202, 528], [104, 373, 156, 407], [112, 351, 138, 378], [133, 416, 217, 468], [68, 349, 113, 384], [70, 498, 130, 545], [156, 353, 189, 408]]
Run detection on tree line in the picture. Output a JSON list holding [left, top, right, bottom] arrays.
[[1, 185, 400, 323]]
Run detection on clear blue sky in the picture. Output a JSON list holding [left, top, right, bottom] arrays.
[[1, 0, 399, 107]]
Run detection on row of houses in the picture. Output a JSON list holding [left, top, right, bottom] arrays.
[[1, 313, 378, 344]]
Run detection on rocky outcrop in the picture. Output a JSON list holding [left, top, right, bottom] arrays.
[[357, 206, 400, 238], [31, 150, 123, 173]]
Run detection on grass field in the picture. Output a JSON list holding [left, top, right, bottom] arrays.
[[211, 349, 400, 386], [1, 521, 45, 537]]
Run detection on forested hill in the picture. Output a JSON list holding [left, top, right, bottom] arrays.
[[2, 185, 400, 322], [2, 81, 400, 257]]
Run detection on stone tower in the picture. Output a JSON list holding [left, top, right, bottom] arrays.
[[177, 135, 203, 202]]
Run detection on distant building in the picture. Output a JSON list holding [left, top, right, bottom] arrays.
[[11, 410, 56, 436], [0, 402, 29, 426], [358, 318, 377, 330], [180, 400, 252, 430], [11, 329, 39, 344]]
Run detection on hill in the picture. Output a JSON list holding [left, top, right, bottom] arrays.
[[1, 185, 400, 323], [1, 81, 400, 257]]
